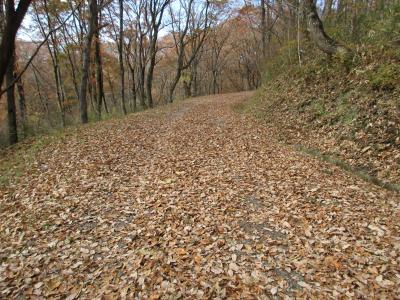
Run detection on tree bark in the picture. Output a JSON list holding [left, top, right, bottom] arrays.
[[94, 10, 105, 119], [6, 52, 17, 144], [168, 61, 182, 103], [31, 63, 50, 120], [127, 60, 137, 112], [260, 0, 266, 58], [183, 79, 191, 98], [118, 0, 127, 114], [79, 0, 97, 123], [16, 70, 26, 133], [107, 71, 117, 107], [137, 43, 146, 108], [304, 0, 352, 59], [136, 24, 146, 109], [90, 60, 97, 115], [0, 0, 32, 88], [191, 56, 199, 96], [146, 34, 157, 108]]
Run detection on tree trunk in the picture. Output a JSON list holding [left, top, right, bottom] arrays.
[[145, 0, 170, 108], [16, 72, 27, 133], [79, 0, 97, 123], [0, 0, 4, 33], [138, 58, 146, 108], [90, 60, 97, 115], [6, 52, 17, 144], [32, 63, 50, 120], [183, 80, 191, 98], [304, 0, 352, 59], [107, 71, 117, 107], [146, 35, 157, 108], [49, 49, 66, 127], [94, 7, 105, 119], [128, 64, 137, 112], [261, 0, 266, 58], [212, 69, 218, 94], [118, 0, 127, 114], [94, 33, 105, 119], [137, 33, 146, 108], [0, 0, 31, 88], [191, 57, 199, 96], [65, 47, 80, 100], [168, 65, 182, 103]]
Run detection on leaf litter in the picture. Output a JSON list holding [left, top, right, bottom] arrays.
[[0, 92, 399, 298]]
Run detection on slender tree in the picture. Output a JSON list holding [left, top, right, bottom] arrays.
[[16, 66, 27, 133], [94, 1, 105, 118], [145, 0, 170, 108], [118, 0, 127, 114], [260, 0, 266, 58], [79, 0, 97, 123]]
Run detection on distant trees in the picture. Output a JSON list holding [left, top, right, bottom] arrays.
[[0, 0, 396, 145], [33, 0, 67, 126]]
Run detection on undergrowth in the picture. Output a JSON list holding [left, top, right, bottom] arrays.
[[0, 129, 68, 187], [240, 3, 400, 188]]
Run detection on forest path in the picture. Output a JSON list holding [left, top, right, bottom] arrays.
[[1, 92, 399, 298]]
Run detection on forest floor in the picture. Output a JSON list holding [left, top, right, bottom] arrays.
[[0, 92, 399, 298]]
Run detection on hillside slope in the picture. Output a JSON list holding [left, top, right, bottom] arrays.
[[241, 54, 400, 188]]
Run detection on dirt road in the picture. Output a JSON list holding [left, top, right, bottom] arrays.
[[1, 92, 398, 298]]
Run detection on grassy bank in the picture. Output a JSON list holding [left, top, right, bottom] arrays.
[[240, 4, 400, 187]]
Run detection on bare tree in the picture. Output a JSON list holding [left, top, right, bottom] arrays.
[[145, 0, 171, 108], [167, 0, 210, 103]]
